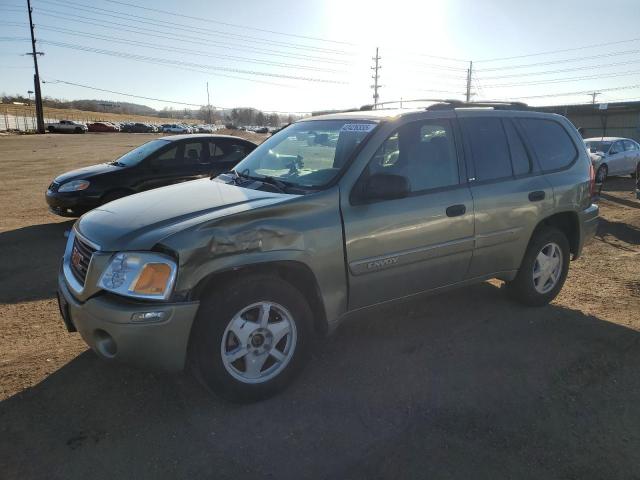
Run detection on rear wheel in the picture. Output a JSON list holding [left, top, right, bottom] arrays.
[[190, 275, 313, 402], [47, 126, 55, 133], [506, 226, 570, 306]]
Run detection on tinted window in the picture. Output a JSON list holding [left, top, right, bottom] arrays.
[[504, 119, 531, 176], [220, 141, 251, 163], [183, 141, 205, 164], [153, 145, 180, 166], [208, 142, 225, 159], [519, 119, 577, 171], [369, 120, 459, 192], [460, 117, 511, 181]]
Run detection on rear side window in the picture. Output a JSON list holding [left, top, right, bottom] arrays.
[[503, 119, 531, 176], [460, 117, 511, 181], [519, 119, 577, 172]]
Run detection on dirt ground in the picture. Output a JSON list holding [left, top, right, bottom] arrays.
[[0, 133, 639, 479]]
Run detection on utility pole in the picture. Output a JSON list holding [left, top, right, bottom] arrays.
[[465, 61, 473, 103], [206, 82, 212, 124], [26, 0, 45, 133], [371, 47, 382, 109], [590, 91, 601, 105]]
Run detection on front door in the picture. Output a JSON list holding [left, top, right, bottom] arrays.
[[341, 119, 475, 310]]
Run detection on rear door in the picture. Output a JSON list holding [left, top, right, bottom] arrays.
[[458, 114, 554, 278], [341, 118, 475, 309]]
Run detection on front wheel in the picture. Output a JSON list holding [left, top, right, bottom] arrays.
[[506, 226, 570, 306], [190, 275, 313, 402]]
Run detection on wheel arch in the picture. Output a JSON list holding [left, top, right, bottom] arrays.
[[190, 260, 328, 336], [532, 211, 580, 258]]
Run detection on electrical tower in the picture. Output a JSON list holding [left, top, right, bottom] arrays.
[[26, 0, 45, 133], [371, 47, 382, 108]]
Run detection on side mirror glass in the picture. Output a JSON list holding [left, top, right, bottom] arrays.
[[362, 173, 410, 201]]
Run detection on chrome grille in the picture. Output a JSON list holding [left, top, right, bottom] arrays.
[[70, 235, 96, 285]]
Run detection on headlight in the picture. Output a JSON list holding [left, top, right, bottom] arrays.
[[59, 180, 90, 192], [98, 252, 177, 300]]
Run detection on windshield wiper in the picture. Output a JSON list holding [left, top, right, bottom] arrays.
[[257, 175, 290, 193]]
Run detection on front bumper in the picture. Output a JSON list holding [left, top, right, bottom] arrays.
[[58, 269, 199, 372], [46, 189, 101, 216]]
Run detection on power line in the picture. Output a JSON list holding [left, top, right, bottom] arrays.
[[28, 9, 351, 65], [504, 83, 640, 100], [34, 0, 353, 56], [476, 36, 640, 63], [476, 49, 640, 72], [479, 68, 640, 88], [23, 23, 348, 73], [101, 0, 355, 47], [43, 79, 204, 106], [476, 57, 640, 80], [40, 40, 344, 84]]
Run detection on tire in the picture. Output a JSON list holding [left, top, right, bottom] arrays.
[[506, 226, 570, 307], [48, 126, 55, 133], [101, 190, 130, 205], [190, 274, 314, 402], [596, 164, 608, 183]]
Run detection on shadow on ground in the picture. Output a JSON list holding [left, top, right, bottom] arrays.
[[2, 283, 639, 480], [0, 221, 73, 303]]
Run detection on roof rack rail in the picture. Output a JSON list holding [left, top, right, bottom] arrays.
[[425, 100, 529, 111]]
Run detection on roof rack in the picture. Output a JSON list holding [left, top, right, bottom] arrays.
[[425, 100, 529, 111]]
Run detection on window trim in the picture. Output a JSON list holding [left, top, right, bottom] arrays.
[[350, 118, 464, 205], [515, 117, 579, 175]]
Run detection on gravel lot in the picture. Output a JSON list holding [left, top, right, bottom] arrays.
[[1, 133, 639, 479]]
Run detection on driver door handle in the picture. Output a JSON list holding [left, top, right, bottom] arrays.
[[446, 204, 466, 217], [528, 191, 546, 202]]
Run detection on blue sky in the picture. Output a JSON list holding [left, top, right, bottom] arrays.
[[1, 0, 640, 113]]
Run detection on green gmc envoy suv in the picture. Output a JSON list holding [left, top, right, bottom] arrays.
[[57, 101, 599, 401]]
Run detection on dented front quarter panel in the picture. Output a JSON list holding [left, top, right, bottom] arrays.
[[161, 187, 348, 330]]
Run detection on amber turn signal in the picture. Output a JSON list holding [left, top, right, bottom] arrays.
[[132, 263, 172, 295]]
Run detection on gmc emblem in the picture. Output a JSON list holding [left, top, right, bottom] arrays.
[[71, 246, 83, 268]]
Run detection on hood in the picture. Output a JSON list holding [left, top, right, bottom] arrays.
[[54, 163, 122, 184], [76, 178, 294, 251]]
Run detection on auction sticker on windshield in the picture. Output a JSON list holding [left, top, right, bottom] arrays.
[[340, 123, 376, 133]]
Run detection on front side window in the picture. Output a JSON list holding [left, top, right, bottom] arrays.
[[610, 141, 624, 155], [232, 120, 377, 188], [519, 119, 577, 171], [368, 120, 459, 192], [460, 117, 512, 181], [183, 141, 205, 164]]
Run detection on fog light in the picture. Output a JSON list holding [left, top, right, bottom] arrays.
[[131, 311, 167, 323]]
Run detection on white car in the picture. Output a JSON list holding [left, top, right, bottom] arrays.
[[585, 137, 640, 181], [162, 124, 192, 134], [46, 120, 88, 134]]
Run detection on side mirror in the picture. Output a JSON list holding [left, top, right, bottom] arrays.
[[361, 173, 410, 201]]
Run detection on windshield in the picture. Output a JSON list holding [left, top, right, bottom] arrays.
[[114, 139, 171, 166], [231, 120, 377, 188], [585, 141, 612, 154]]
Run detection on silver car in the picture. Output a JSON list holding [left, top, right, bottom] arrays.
[[585, 137, 640, 181]]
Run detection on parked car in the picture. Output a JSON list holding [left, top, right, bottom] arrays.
[[87, 122, 120, 133], [46, 134, 257, 217], [56, 102, 598, 401], [46, 120, 87, 133], [162, 124, 192, 134], [585, 137, 640, 181]]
